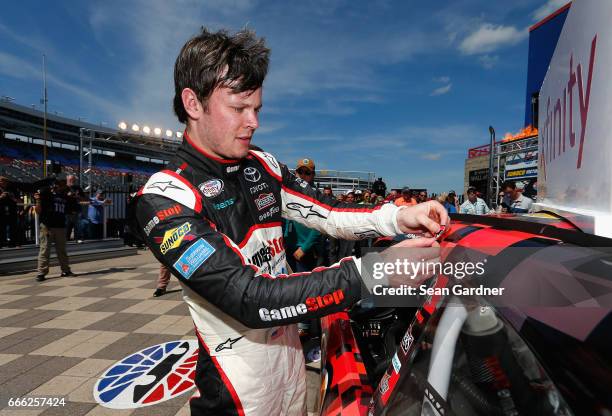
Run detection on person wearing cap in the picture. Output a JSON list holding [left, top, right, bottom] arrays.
[[285, 157, 322, 272], [34, 178, 73, 281], [395, 187, 417, 207], [443, 190, 459, 213], [460, 187, 492, 215], [345, 191, 356, 203]]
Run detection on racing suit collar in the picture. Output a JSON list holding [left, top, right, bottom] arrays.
[[179, 131, 243, 175], [182, 130, 241, 165]]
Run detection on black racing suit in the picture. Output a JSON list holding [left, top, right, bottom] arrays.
[[133, 133, 405, 415]]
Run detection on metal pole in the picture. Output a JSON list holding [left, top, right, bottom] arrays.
[[495, 153, 501, 207], [35, 212, 40, 246], [103, 205, 107, 239], [88, 130, 94, 196], [79, 128, 84, 183], [42, 54, 48, 177], [487, 126, 496, 206]]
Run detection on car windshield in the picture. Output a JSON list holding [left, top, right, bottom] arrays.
[[384, 298, 573, 416]]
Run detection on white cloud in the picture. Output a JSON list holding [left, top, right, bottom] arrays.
[[0, 51, 122, 116], [421, 152, 442, 160], [478, 54, 499, 69], [532, 0, 569, 22], [0, 52, 40, 80], [430, 83, 452, 96], [459, 23, 528, 55], [433, 76, 450, 83]]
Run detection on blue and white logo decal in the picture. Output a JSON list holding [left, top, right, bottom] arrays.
[[94, 340, 198, 409], [173, 238, 215, 279], [199, 179, 224, 198]]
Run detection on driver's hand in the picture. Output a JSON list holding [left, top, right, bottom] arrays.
[[381, 237, 441, 288], [396, 200, 449, 237]]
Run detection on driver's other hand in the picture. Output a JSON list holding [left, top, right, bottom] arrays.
[[396, 201, 449, 238], [381, 237, 440, 288]]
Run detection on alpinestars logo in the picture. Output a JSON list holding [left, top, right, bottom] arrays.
[[147, 181, 182, 192], [255, 193, 276, 211], [286, 202, 327, 219], [215, 337, 243, 352], [354, 230, 382, 239], [259, 289, 344, 322], [262, 152, 279, 169]]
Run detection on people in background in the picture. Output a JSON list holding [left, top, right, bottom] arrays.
[[154, 264, 171, 297], [65, 174, 86, 242], [0, 176, 19, 248], [395, 187, 417, 207], [460, 186, 492, 215], [443, 190, 459, 213], [88, 190, 108, 239], [34, 178, 73, 281], [285, 158, 322, 273], [416, 190, 428, 203], [502, 180, 533, 213]]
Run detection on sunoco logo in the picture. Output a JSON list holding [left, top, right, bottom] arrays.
[[259, 289, 344, 321], [155, 222, 194, 254], [255, 193, 276, 211], [94, 340, 198, 409]]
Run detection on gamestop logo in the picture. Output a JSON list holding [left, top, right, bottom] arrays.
[[94, 340, 198, 409], [259, 289, 344, 322], [249, 237, 285, 267]]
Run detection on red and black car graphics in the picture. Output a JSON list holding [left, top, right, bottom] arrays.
[[319, 213, 612, 415]]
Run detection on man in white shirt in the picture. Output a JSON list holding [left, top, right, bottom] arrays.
[[502, 180, 533, 213], [460, 187, 492, 215]]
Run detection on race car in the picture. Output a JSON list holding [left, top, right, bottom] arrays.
[[318, 212, 612, 416]]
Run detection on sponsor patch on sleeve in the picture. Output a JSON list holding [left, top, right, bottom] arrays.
[[173, 238, 216, 279]]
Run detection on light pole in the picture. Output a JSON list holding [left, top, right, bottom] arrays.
[[487, 126, 496, 206], [42, 54, 48, 177]]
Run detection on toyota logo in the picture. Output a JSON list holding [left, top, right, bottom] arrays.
[[244, 167, 262, 183]]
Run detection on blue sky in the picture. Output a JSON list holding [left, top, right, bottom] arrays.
[[0, 0, 567, 192]]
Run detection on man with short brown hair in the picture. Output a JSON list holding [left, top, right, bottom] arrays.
[[134, 27, 448, 415]]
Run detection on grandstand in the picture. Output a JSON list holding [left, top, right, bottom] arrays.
[[0, 100, 177, 189], [1, 100, 376, 195]]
